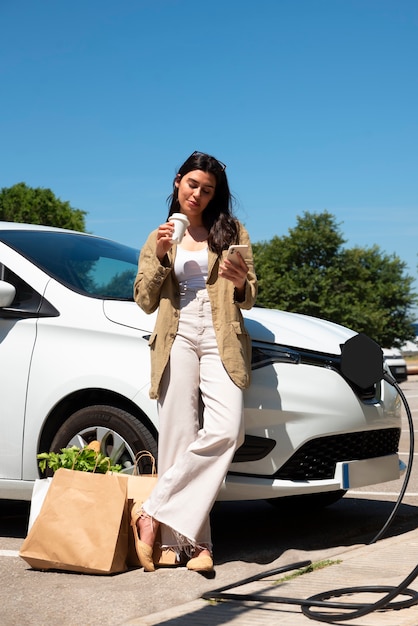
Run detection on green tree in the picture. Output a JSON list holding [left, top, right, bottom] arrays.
[[253, 211, 417, 347], [0, 182, 86, 231]]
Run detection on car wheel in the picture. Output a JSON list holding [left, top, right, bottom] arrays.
[[267, 490, 347, 510], [49, 405, 158, 473]]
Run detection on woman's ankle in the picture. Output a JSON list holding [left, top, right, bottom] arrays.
[[137, 513, 159, 548], [193, 547, 211, 558]]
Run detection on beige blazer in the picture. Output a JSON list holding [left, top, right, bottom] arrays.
[[134, 223, 258, 399]]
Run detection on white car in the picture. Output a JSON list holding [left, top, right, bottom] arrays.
[[382, 347, 408, 383], [401, 323, 418, 357], [0, 222, 402, 506]]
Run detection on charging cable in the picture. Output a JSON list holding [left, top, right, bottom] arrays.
[[368, 374, 414, 544]]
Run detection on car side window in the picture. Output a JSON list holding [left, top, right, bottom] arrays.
[[0, 264, 43, 314]]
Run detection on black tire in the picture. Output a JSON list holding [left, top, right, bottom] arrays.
[[49, 405, 158, 474], [267, 489, 347, 511]]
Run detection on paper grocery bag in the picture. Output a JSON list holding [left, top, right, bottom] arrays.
[[19, 468, 128, 574]]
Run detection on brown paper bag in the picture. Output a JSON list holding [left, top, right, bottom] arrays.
[[19, 468, 128, 575]]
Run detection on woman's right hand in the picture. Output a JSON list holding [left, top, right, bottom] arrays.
[[156, 222, 175, 261]]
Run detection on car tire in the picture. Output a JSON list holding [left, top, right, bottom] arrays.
[[267, 489, 347, 510], [49, 405, 158, 473]]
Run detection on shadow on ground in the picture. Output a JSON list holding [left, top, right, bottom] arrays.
[[210, 496, 418, 565]]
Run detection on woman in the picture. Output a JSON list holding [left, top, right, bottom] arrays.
[[133, 150, 257, 572]]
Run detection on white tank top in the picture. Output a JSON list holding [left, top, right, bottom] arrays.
[[174, 246, 208, 291]]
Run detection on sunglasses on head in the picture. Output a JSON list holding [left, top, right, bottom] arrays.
[[189, 151, 227, 172]]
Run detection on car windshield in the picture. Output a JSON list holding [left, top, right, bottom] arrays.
[[1, 230, 139, 300]]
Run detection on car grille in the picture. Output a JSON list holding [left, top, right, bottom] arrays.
[[274, 428, 401, 480]]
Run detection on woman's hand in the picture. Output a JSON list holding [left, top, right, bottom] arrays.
[[156, 222, 175, 261], [219, 252, 248, 298]]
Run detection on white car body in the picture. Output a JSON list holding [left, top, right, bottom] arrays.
[[0, 223, 401, 504], [382, 347, 408, 383]]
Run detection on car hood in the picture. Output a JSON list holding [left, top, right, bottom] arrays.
[[243, 307, 356, 354], [104, 301, 356, 356]]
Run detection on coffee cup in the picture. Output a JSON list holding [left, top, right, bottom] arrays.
[[169, 213, 190, 244]]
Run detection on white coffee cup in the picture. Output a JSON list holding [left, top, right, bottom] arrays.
[[169, 212, 190, 244]]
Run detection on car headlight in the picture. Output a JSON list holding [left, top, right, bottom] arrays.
[[251, 343, 300, 370]]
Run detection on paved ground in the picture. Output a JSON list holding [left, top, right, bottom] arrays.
[[124, 527, 418, 625]]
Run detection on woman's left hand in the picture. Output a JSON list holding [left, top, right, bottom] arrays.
[[219, 252, 248, 294]]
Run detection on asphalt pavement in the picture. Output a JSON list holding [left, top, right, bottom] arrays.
[[123, 525, 418, 626]]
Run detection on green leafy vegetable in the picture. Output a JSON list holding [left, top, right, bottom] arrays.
[[37, 445, 122, 474]]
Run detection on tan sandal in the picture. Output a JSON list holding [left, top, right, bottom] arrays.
[[187, 552, 214, 572], [130, 503, 155, 572]]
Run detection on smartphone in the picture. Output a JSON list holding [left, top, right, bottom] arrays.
[[226, 244, 249, 265]]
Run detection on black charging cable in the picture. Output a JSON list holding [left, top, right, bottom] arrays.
[[368, 374, 414, 545], [203, 335, 418, 622], [301, 373, 418, 622]]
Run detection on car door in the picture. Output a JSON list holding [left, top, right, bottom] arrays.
[[0, 262, 46, 479]]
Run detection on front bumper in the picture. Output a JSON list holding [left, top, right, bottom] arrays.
[[219, 453, 401, 501]]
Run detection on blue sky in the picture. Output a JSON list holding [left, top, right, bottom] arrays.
[[1, 0, 417, 312]]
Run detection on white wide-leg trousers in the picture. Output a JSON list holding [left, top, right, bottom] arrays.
[[144, 289, 244, 552]]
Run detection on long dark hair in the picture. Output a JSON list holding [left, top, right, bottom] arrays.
[[166, 151, 239, 255]]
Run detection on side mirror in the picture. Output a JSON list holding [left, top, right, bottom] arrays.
[[0, 281, 16, 308]]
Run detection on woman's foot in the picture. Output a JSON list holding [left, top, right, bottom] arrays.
[[187, 548, 214, 572], [131, 503, 159, 572]]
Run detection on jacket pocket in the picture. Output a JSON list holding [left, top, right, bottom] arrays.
[[223, 321, 252, 385], [232, 321, 251, 360]]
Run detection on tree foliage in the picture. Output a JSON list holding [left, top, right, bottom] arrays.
[[0, 183, 86, 232], [253, 211, 417, 347]]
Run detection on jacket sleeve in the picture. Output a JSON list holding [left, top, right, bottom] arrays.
[[234, 224, 258, 310], [133, 230, 172, 314]]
